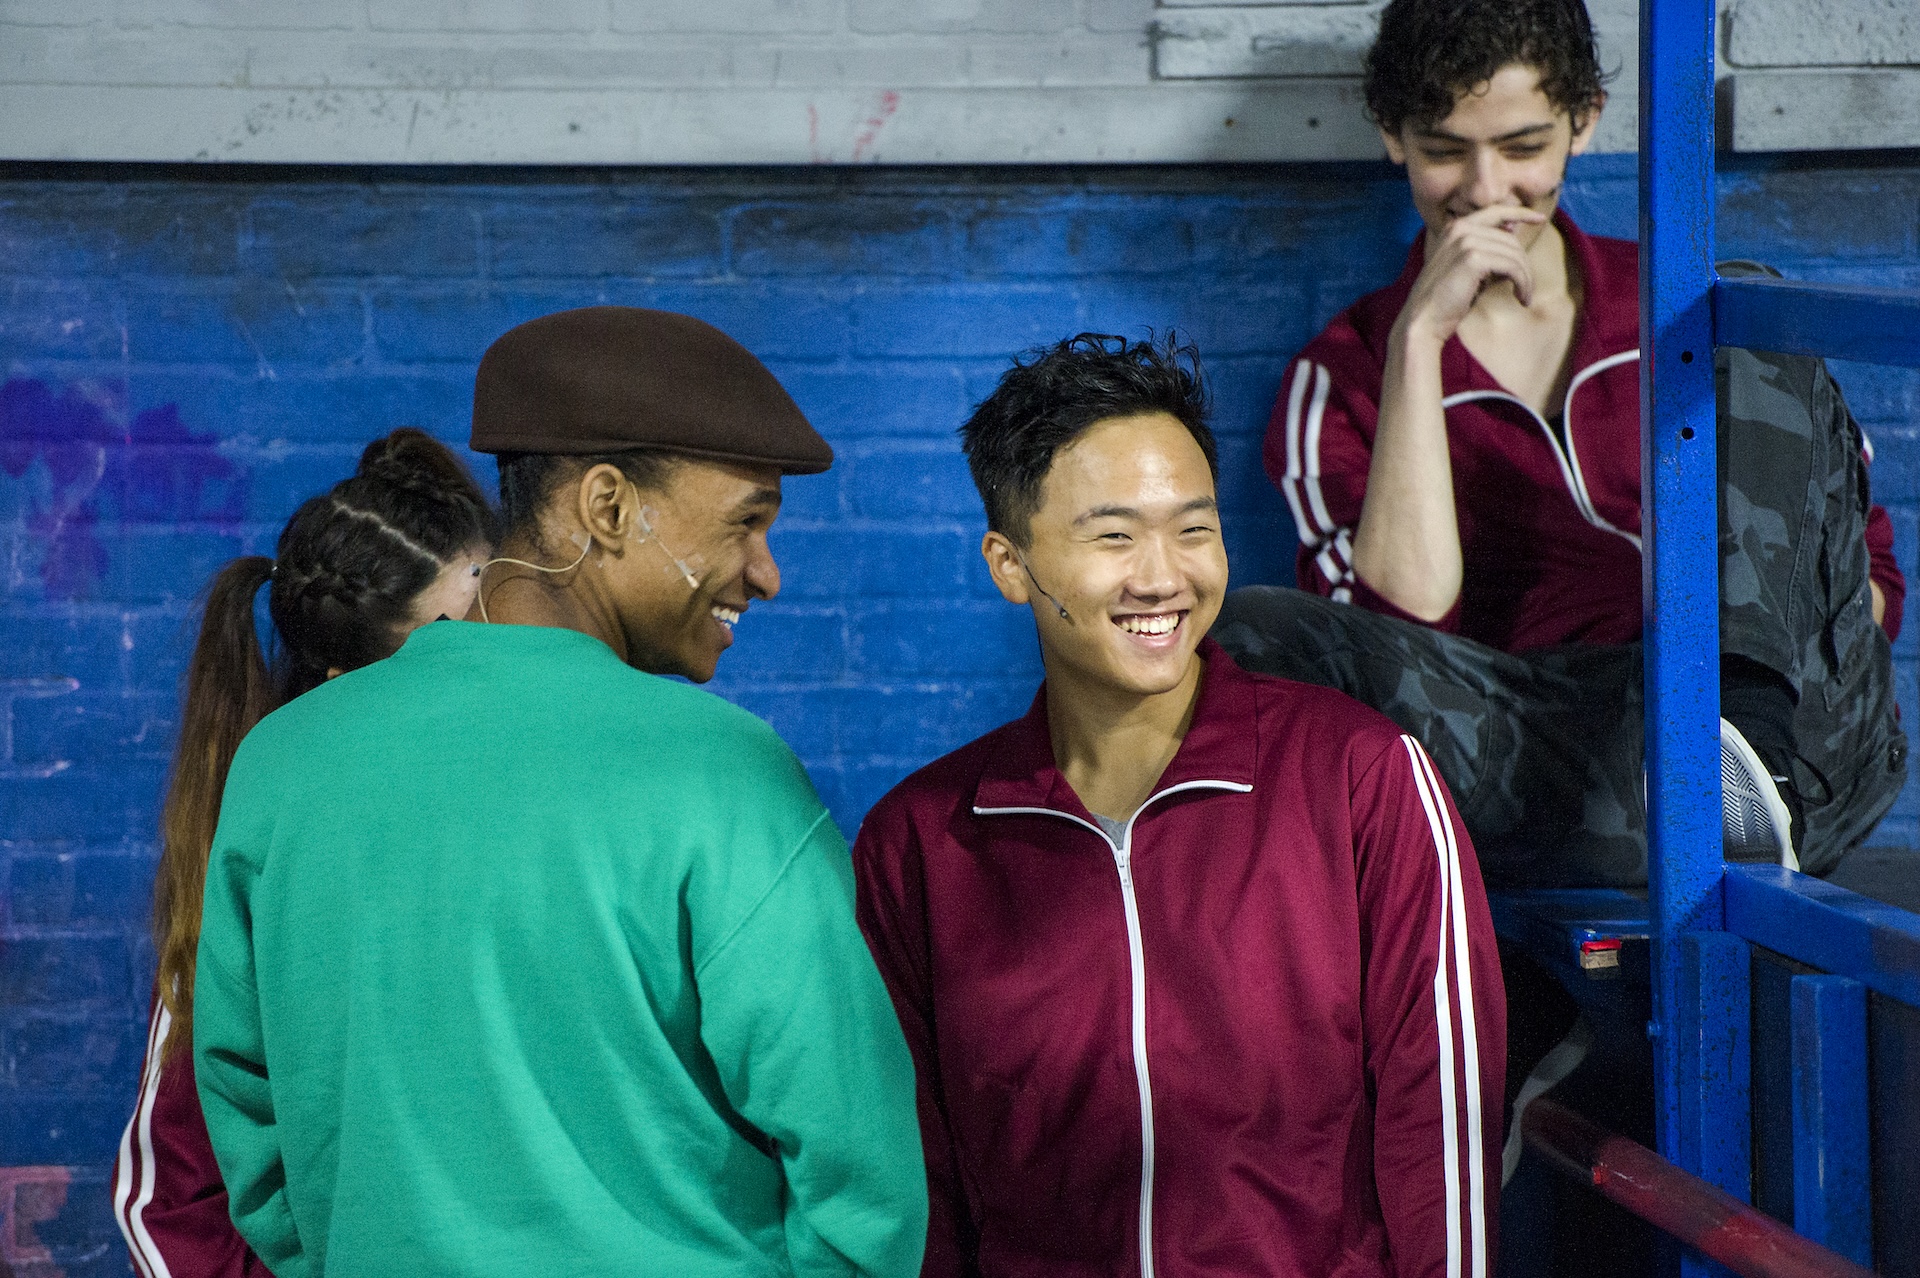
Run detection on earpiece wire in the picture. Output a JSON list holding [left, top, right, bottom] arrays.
[[475, 537, 594, 623]]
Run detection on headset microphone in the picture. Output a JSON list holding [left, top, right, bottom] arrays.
[[1017, 555, 1071, 622]]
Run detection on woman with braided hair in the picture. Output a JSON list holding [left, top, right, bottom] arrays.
[[115, 427, 496, 1278]]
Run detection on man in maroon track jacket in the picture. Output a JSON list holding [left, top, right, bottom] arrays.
[[853, 333, 1505, 1278], [1216, 0, 1906, 887]]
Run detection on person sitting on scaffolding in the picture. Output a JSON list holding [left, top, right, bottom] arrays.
[[1216, 0, 1907, 893]]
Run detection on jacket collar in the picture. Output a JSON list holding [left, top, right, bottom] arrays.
[[1378, 209, 1638, 404], [972, 637, 1258, 819]]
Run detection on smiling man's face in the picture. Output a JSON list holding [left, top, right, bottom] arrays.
[[989, 412, 1227, 700], [608, 457, 784, 682], [1383, 61, 1599, 255]]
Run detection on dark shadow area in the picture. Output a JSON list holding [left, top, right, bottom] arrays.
[[1828, 845, 1920, 912]]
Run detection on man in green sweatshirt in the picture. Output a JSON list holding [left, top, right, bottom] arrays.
[[194, 307, 928, 1278]]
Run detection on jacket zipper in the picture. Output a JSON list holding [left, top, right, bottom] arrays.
[[1440, 348, 1642, 551], [1111, 829, 1157, 1278], [974, 778, 1253, 1278]]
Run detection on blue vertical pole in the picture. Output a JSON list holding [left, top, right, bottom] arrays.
[[1640, 0, 1741, 1245], [1790, 975, 1873, 1265], [1679, 933, 1753, 1195]]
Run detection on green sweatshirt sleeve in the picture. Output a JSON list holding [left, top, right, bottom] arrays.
[[694, 810, 929, 1278], [194, 805, 310, 1278]]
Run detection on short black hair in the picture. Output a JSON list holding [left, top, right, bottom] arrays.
[[496, 448, 681, 545], [1364, 0, 1611, 137], [959, 332, 1216, 546]]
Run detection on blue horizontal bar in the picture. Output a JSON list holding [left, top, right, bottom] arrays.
[[1716, 275, 1920, 368], [1488, 888, 1652, 935], [1488, 888, 1652, 978], [1725, 864, 1920, 1007]]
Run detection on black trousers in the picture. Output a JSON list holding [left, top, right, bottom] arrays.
[[1215, 344, 1907, 888]]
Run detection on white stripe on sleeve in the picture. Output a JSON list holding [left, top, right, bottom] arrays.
[[1413, 741, 1488, 1278], [1302, 362, 1336, 535], [115, 1001, 159, 1278], [1329, 524, 1357, 601], [1280, 359, 1319, 543], [116, 1002, 175, 1278], [1315, 544, 1346, 589], [1401, 735, 1473, 1278]]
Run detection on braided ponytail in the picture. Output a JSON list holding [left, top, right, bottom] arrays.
[[153, 429, 495, 1059], [271, 429, 495, 696]]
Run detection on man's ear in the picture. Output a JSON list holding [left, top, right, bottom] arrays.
[[574, 463, 630, 551], [981, 531, 1034, 608], [1569, 91, 1605, 156], [1380, 125, 1409, 166]]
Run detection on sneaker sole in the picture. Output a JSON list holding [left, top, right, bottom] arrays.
[[1720, 717, 1799, 872]]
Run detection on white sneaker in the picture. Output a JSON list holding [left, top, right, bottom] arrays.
[[1721, 717, 1799, 871]]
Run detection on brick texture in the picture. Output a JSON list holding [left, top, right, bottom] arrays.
[[2, 155, 1919, 1272]]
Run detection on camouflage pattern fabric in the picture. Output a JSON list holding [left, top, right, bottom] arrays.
[[1717, 328, 1908, 875], [1216, 333, 1905, 888]]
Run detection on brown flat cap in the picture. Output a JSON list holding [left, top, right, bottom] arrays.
[[470, 306, 833, 475]]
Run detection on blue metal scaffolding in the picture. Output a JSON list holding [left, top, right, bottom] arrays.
[[1634, 0, 1920, 1271]]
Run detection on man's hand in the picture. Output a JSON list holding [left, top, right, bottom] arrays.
[[1350, 205, 1551, 622], [1395, 205, 1548, 348]]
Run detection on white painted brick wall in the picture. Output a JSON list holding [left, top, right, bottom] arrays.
[[1152, 5, 1381, 79], [116, 0, 350, 31], [610, 0, 840, 36], [376, 0, 606, 36], [0, 0, 1910, 162], [1728, 0, 1920, 68], [848, 0, 1083, 36], [0, 0, 108, 25]]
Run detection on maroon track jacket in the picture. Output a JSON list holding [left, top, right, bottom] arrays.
[[114, 991, 272, 1278], [1269, 210, 1904, 652], [853, 642, 1505, 1278]]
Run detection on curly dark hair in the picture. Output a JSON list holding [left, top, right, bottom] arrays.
[[959, 332, 1216, 546], [1364, 0, 1611, 137]]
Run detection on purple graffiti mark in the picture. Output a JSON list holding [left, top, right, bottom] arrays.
[[0, 1165, 71, 1278], [0, 378, 243, 602], [1, 380, 112, 600], [122, 401, 246, 525]]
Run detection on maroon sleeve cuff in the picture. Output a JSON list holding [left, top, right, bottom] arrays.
[[1347, 572, 1464, 634], [1867, 504, 1904, 641]]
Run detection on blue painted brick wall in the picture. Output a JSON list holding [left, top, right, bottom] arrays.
[[2, 153, 1918, 1274]]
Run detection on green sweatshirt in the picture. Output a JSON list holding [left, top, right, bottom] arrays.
[[195, 621, 927, 1278]]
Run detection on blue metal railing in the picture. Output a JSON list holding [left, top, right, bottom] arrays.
[[1636, 0, 1920, 1272], [1640, 0, 1740, 1231], [1726, 866, 1920, 1007], [1717, 276, 1920, 368]]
